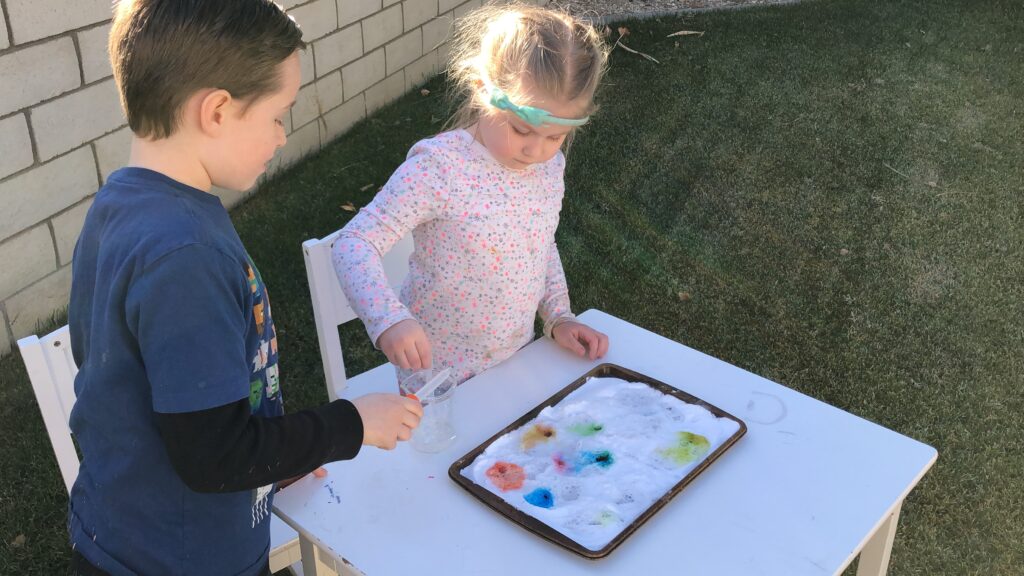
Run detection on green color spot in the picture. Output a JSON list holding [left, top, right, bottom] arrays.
[[659, 431, 710, 465], [569, 422, 604, 436]]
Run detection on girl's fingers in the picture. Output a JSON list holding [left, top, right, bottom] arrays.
[[414, 337, 432, 369], [393, 348, 411, 370], [597, 333, 610, 358]]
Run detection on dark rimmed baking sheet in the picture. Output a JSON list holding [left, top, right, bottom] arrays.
[[449, 363, 747, 559]]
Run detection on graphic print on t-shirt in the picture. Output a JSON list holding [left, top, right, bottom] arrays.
[[244, 259, 282, 528]]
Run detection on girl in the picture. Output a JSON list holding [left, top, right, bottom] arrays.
[[333, 4, 610, 385]]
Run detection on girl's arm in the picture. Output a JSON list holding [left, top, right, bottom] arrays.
[[538, 241, 577, 338], [332, 144, 451, 347]]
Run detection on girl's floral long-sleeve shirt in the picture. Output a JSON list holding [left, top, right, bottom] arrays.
[[332, 129, 575, 384]]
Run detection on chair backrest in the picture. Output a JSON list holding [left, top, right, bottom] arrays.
[[17, 326, 80, 494], [302, 231, 413, 401]]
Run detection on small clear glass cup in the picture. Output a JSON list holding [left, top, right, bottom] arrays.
[[400, 368, 457, 453]]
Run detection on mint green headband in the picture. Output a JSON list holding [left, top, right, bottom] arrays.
[[487, 86, 589, 127]]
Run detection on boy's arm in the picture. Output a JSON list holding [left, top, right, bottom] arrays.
[[127, 245, 363, 492], [332, 145, 451, 346], [154, 398, 362, 493], [538, 241, 576, 338]]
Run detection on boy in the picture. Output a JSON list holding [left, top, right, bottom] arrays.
[[67, 1, 422, 574]]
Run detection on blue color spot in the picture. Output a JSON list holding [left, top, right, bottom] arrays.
[[524, 487, 555, 509]]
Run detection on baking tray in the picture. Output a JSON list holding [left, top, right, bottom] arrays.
[[448, 363, 747, 559]]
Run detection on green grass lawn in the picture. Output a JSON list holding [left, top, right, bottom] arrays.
[[2, 0, 1021, 572]]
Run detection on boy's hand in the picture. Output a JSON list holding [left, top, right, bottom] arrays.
[[552, 321, 610, 360], [276, 467, 327, 490], [352, 393, 423, 450], [377, 319, 432, 370]]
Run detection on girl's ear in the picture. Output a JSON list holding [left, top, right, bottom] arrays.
[[198, 89, 234, 137]]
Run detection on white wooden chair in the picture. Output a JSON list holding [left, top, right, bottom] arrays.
[[302, 231, 414, 401], [17, 327, 304, 574]]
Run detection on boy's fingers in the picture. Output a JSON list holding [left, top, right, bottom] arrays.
[[397, 425, 412, 441], [312, 467, 328, 478], [403, 396, 424, 418]]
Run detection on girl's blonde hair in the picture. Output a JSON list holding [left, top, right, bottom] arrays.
[[445, 3, 609, 135]]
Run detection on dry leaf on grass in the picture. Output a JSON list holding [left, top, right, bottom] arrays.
[[341, 202, 357, 212], [360, 183, 374, 192], [11, 534, 26, 547], [615, 39, 661, 64], [667, 30, 705, 38], [420, 88, 431, 96], [618, 26, 630, 37], [678, 292, 692, 302]]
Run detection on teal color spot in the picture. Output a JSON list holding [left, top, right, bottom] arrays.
[[576, 450, 614, 470]]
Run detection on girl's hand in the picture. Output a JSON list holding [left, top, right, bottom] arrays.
[[377, 319, 433, 370], [552, 321, 610, 360]]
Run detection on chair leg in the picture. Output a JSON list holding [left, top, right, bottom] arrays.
[[857, 500, 903, 576]]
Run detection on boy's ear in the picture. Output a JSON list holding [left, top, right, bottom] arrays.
[[198, 89, 235, 136]]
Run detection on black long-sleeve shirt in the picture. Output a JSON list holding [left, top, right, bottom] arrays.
[[155, 398, 363, 493]]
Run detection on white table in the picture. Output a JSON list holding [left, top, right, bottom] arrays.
[[273, 310, 936, 576]]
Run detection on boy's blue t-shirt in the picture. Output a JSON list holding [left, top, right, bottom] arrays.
[[68, 168, 283, 575]]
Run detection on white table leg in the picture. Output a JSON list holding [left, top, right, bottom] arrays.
[[299, 534, 322, 576], [857, 500, 904, 576]]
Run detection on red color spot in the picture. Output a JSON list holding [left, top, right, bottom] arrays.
[[486, 462, 525, 491]]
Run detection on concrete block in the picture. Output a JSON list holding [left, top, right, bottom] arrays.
[[384, 0, 401, 7], [437, 40, 453, 68], [315, 25, 363, 76], [6, 264, 72, 340], [386, 29, 422, 75], [0, 224, 56, 301], [0, 312, 10, 357], [93, 126, 132, 183], [365, 70, 406, 115], [270, 119, 321, 175], [295, 47, 314, 87], [291, 0, 338, 42], [451, 0, 481, 20], [6, 0, 111, 45], [338, 0, 381, 28], [292, 72, 344, 128], [283, 109, 294, 135], [403, 0, 437, 31], [279, 0, 307, 8], [31, 78, 126, 161], [322, 93, 366, 144], [0, 37, 80, 116], [1, 7, 9, 49], [211, 185, 248, 210], [362, 5, 402, 51], [52, 198, 94, 266], [77, 22, 113, 83], [422, 13, 453, 51], [0, 147, 98, 241], [342, 49, 385, 98], [0, 114, 34, 180], [405, 50, 439, 91]]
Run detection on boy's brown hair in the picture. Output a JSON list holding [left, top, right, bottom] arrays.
[[110, 0, 306, 140]]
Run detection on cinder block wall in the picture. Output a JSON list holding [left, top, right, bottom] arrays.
[[0, 0, 523, 356]]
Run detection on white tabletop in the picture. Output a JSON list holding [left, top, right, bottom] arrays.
[[273, 309, 936, 576]]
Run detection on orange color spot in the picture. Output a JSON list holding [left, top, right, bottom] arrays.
[[486, 462, 525, 492]]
